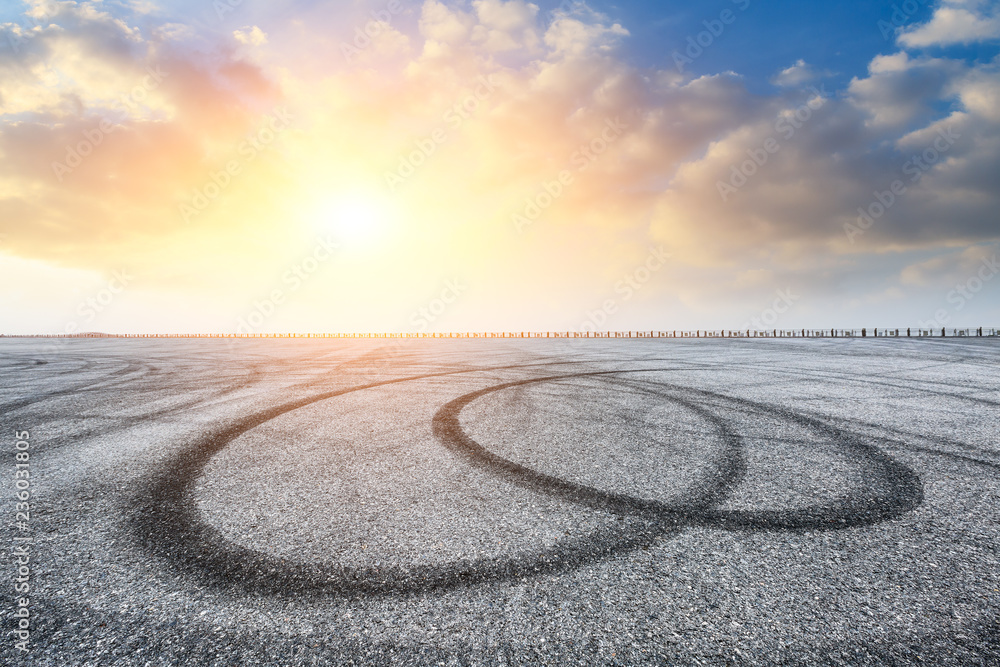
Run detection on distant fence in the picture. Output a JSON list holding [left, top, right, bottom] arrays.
[[3, 328, 998, 339]]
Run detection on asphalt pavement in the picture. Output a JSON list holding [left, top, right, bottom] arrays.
[[1, 337, 998, 665]]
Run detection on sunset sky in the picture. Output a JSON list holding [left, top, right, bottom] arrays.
[[1, 0, 998, 334]]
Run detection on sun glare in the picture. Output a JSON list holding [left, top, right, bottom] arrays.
[[314, 192, 395, 245]]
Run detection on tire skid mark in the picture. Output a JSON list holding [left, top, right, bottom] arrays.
[[0, 358, 155, 413], [810, 414, 1000, 473], [131, 366, 923, 600], [438, 371, 923, 533], [130, 365, 710, 599]]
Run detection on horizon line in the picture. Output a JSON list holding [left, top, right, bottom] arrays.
[[1, 328, 997, 340]]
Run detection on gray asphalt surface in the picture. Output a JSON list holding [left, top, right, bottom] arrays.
[[1, 338, 998, 665]]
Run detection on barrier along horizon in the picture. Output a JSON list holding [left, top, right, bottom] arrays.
[[2, 328, 998, 339]]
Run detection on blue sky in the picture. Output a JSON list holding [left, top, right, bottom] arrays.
[[597, 1, 938, 86], [1, 1, 982, 86]]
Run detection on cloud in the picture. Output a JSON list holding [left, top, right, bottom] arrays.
[[419, 0, 475, 45], [1, 0, 999, 331], [471, 0, 541, 53], [0, 2, 148, 118], [899, 0, 1000, 47], [771, 59, 831, 88], [0, 1, 283, 271], [233, 25, 268, 46], [652, 43, 1000, 270], [899, 244, 999, 285], [847, 53, 965, 131], [543, 4, 628, 57]]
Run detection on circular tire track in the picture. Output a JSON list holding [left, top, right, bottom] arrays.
[[434, 371, 924, 532], [131, 367, 923, 599], [131, 366, 704, 598]]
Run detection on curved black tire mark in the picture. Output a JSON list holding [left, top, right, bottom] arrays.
[[131, 366, 718, 599], [432, 372, 746, 519], [433, 371, 923, 532], [132, 367, 922, 600], [0, 357, 153, 413]]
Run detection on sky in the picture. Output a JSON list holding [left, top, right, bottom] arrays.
[[0, 0, 999, 334]]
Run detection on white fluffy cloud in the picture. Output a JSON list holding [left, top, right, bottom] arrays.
[[899, 0, 1000, 47], [234, 25, 268, 46], [848, 53, 965, 131], [771, 59, 830, 87], [471, 0, 541, 53], [543, 4, 628, 57]]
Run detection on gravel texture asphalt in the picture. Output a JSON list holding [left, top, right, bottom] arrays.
[[0, 337, 998, 665]]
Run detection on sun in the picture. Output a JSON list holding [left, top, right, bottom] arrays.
[[313, 192, 395, 245]]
